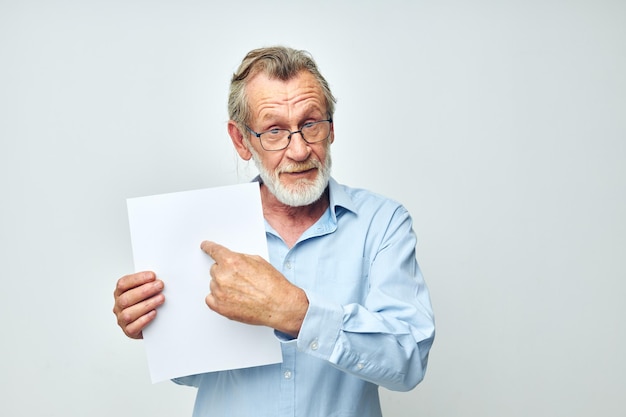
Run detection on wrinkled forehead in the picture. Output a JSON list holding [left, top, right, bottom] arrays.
[[245, 71, 327, 116]]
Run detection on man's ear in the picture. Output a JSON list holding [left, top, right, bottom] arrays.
[[329, 121, 335, 144], [228, 121, 252, 160]]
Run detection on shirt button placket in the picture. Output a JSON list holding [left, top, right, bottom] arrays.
[[279, 347, 296, 416]]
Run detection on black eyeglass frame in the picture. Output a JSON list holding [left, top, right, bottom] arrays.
[[245, 119, 333, 151]]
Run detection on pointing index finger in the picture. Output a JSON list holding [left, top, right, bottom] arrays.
[[200, 240, 227, 261]]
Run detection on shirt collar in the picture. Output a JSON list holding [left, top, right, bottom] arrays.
[[251, 175, 357, 219], [327, 177, 357, 218]]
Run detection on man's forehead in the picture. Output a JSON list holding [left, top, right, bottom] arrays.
[[246, 71, 326, 115]]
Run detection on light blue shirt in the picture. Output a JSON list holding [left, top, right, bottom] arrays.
[[174, 178, 435, 417]]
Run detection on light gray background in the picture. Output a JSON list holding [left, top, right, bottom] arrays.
[[1, 1, 624, 416]]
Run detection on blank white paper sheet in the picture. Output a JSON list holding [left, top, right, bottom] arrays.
[[127, 183, 282, 383]]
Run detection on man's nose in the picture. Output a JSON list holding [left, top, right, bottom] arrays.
[[286, 131, 311, 160]]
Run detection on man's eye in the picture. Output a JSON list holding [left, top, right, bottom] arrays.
[[268, 129, 281, 134]]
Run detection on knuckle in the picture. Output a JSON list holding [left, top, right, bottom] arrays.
[[114, 280, 124, 296], [117, 293, 130, 309], [124, 326, 138, 339], [119, 309, 133, 325]]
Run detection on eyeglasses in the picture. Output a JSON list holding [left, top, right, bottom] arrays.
[[245, 119, 333, 151]]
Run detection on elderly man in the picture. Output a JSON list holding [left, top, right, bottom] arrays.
[[113, 46, 435, 417]]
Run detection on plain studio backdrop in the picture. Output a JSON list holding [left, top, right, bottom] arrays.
[[1, 1, 624, 416]]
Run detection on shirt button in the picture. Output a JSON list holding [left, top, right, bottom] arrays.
[[310, 340, 319, 350], [357, 362, 365, 370], [285, 261, 292, 269], [284, 370, 292, 379]]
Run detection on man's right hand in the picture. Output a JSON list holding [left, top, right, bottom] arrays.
[[113, 271, 165, 339]]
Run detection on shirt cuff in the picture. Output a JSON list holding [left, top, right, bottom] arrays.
[[294, 289, 344, 360]]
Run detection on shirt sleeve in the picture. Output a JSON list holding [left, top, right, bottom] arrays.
[[295, 206, 435, 392]]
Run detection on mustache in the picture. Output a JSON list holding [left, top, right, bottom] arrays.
[[278, 159, 320, 174]]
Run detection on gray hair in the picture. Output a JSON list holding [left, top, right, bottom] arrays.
[[228, 46, 336, 130]]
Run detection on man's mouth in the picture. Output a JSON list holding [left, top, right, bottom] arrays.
[[281, 163, 318, 175], [286, 167, 315, 174]]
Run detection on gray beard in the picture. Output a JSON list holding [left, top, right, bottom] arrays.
[[247, 142, 332, 207]]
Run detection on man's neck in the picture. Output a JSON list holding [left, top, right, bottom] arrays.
[[260, 184, 330, 248]]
